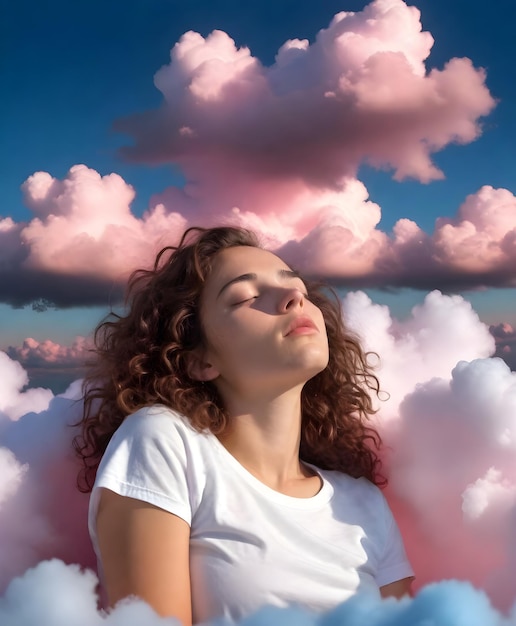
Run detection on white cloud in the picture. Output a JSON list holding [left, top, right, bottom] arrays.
[[0, 352, 53, 420]]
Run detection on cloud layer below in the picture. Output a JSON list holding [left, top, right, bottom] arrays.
[[1, 290, 516, 625], [2, 560, 514, 626]]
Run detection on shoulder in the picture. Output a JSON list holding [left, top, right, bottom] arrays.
[[90, 405, 203, 537], [322, 469, 381, 497], [93, 404, 210, 505], [320, 469, 389, 517], [111, 404, 199, 445], [101, 404, 211, 475]]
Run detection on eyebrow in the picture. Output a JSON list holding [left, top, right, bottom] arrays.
[[217, 269, 302, 299]]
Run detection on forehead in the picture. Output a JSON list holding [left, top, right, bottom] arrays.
[[207, 246, 291, 283]]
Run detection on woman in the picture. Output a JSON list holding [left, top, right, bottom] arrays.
[[75, 226, 414, 626]]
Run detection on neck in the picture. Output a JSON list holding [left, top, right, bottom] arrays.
[[217, 386, 309, 487]]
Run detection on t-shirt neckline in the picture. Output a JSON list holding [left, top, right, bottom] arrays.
[[207, 432, 333, 510]]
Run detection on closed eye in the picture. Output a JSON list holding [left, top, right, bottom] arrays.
[[231, 296, 259, 307], [232, 290, 309, 307]]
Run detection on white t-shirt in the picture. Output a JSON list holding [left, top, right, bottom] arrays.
[[89, 405, 413, 624]]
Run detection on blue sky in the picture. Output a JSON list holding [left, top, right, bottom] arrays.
[[1, 0, 515, 368]]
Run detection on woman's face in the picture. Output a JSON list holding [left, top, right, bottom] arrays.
[[197, 246, 329, 398]]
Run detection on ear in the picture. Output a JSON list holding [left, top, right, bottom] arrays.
[[185, 350, 219, 382]]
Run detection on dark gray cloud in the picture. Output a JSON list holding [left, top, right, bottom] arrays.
[[490, 323, 516, 371], [0, 268, 124, 308]]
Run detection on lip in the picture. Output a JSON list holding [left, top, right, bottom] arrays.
[[284, 315, 318, 336]]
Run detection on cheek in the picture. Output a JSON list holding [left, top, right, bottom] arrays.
[[202, 314, 250, 359], [202, 318, 226, 354], [206, 315, 275, 367], [199, 310, 222, 353]]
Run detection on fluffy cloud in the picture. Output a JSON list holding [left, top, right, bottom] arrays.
[[0, 165, 189, 307], [0, 352, 53, 421], [420, 186, 516, 288], [116, 0, 494, 186], [0, 356, 94, 591], [283, 184, 516, 290], [5, 338, 90, 394], [19, 167, 187, 278], [389, 357, 516, 599], [7, 337, 90, 369], [340, 291, 516, 612], [341, 290, 496, 413], [2, 166, 516, 308]]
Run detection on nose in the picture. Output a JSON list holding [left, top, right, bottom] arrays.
[[278, 288, 304, 313]]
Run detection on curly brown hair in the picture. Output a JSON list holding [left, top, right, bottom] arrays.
[[74, 226, 384, 492]]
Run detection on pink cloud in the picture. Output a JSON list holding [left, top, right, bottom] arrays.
[[116, 0, 495, 186], [20, 165, 187, 280], [0, 385, 76, 591], [0, 165, 190, 307], [2, 159, 516, 308], [433, 186, 516, 274], [279, 184, 516, 290], [2, 167, 516, 307], [386, 358, 516, 610], [6, 338, 91, 394], [340, 291, 515, 610], [7, 337, 90, 369]]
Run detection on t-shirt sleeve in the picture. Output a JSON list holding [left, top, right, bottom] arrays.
[[375, 494, 415, 588], [89, 407, 193, 529]]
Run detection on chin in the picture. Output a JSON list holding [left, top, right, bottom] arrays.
[[295, 351, 329, 382]]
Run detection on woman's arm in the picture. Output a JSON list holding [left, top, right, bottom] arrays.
[[96, 488, 192, 625], [379, 577, 413, 599]]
